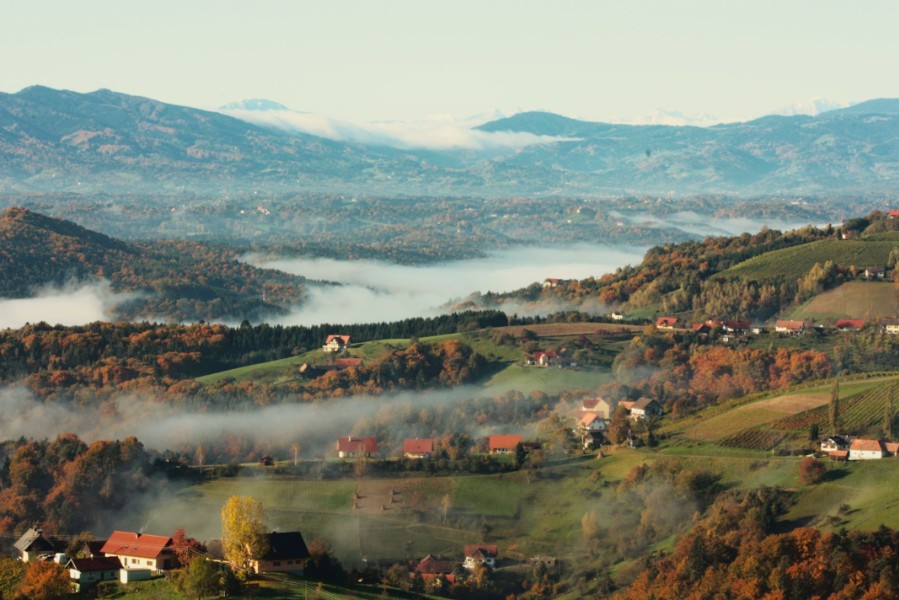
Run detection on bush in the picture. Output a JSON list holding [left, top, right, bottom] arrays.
[[798, 457, 827, 485]]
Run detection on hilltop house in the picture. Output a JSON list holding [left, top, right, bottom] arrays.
[[403, 438, 434, 459], [630, 398, 663, 419], [323, 335, 351, 352], [337, 436, 377, 458], [489, 434, 522, 454], [820, 436, 849, 453], [250, 531, 310, 575], [655, 316, 679, 329], [542, 278, 567, 288], [100, 531, 176, 573], [14, 527, 63, 562], [463, 545, 498, 570], [849, 439, 885, 460]]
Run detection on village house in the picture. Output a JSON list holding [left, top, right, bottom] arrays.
[[723, 319, 751, 334], [889, 209, 899, 220], [577, 413, 607, 450], [630, 398, 663, 420], [100, 531, 176, 573], [542, 278, 567, 288], [489, 434, 522, 454], [655, 316, 679, 329], [322, 334, 351, 352], [820, 435, 849, 453], [67, 556, 122, 591], [411, 554, 456, 584], [775, 320, 807, 335], [14, 527, 64, 562], [691, 322, 712, 335], [463, 544, 498, 570], [337, 436, 377, 458], [886, 442, 899, 457], [864, 266, 886, 280], [529, 350, 557, 366], [582, 396, 616, 419], [849, 438, 885, 460], [835, 319, 866, 332], [882, 318, 899, 335], [250, 531, 310, 575], [403, 438, 434, 459]]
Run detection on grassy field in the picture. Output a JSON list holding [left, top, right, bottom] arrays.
[[789, 281, 897, 320], [714, 239, 897, 283], [484, 363, 613, 395]]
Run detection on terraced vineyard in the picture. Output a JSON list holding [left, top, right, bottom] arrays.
[[714, 239, 898, 282]]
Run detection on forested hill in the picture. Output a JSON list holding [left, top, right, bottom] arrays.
[[0, 207, 308, 322], [462, 210, 899, 321]]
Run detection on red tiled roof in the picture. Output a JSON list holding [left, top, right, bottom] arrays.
[[835, 319, 865, 330], [850, 439, 884, 453], [582, 398, 599, 410], [337, 436, 377, 454], [335, 357, 364, 368], [776, 320, 806, 330], [885, 442, 899, 455], [828, 450, 849, 459], [464, 544, 498, 558], [403, 438, 434, 454], [579, 413, 602, 427], [489, 434, 522, 451], [414, 554, 455, 575], [655, 317, 678, 327], [619, 401, 635, 411], [100, 532, 173, 560], [324, 335, 351, 345]]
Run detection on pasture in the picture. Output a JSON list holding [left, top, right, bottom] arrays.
[[789, 281, 897, 320]]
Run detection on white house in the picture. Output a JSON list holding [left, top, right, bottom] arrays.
[[464, 544, 498, 570], [100, 531, 176, 573], [67, 557, 122, 590], [323, 335, 351, 352], [849, 438, 885, 460], [630, 398, 663, 419]]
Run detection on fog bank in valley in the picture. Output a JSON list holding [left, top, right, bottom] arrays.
[[255, 243, 648, 326], [0, 281, 138, 329]]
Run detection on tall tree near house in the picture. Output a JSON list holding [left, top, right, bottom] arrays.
[[221, 496, 268, 574], [290, 443, 302, 466], [14, 560, 69, 600], [829, 380, 841, 435]]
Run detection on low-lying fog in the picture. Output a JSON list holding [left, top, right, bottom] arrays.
[[255, 243, 647, 326]]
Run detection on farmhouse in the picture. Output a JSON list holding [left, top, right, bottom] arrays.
[[14, 527, 63, 562], [820, 436, 849, 453], [250, 531, 310, 575], [464, 544, 498, 570], [322, 334, 351, 352], [882, 318, 899, 335], [337, 436, 377, 458], [775, 320, 807, 334], [849, 438, 885, 460], [723, 319, 750, 334], [542, 278, 566, 288], [655, 316, 679, 329], [67, 556, 122, 590], [489, 434, 522, 454], [530, 350, 557, 366], [582, 396, 616, 419], [864, 266, 886, 280], [835, 319, 866, 332], [578, 413, 607, 433], [403, 438, 434, 459], [412, 554, 456, 584], [100, 531, 176, 573], [630, 398, 663, 419]]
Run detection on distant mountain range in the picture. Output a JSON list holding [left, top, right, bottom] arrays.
[[1, 86, 898, 196]]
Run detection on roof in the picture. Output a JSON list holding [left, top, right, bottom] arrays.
[[414, 554, 455, 575], [723, 319, 750, 330], [324, 334, 351, 345], [532, 350, 557, 360], [464, 544, 498, 559], [83, 540, 107, 557], [850, 439, 884, 453], [632, 397, 661, 411], [835, 319, 866, 330], [619, 400, 635, 411], [403, 438, 434, 454], [582, 398, 599, 410], [258, 531, 310, 562], [885, 442, 899, 455], [776, 320, 806, 330], [828, 450, 849, 459], [882, 317, 899, 326], [655, 316, 679, 327], [823, 435, 848, 446], [691, 322, 710, 332], [489, 434, 522, 451], [337, 436, 377, 454], [865, 266, 886, 272], [579, 413, 603, 427], [889, 209, 899, 218], [67, 557, 122, 572], [14, 527, 57, 553], [100, 531, 173, 559]]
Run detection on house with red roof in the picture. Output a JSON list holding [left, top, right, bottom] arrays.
[[403, 438, 434, 459], [488, 434, 522, 454], [463, 544, 498, 570], [67, 556, 122, 590], [849, 438, 885, 460], [655, 316, 679, 329], [100, 531, 176, 573], [411, 554, 456, 584], [337, 436, 377, 458], [835, 319, 866, 332], [582, 396, 616, 419], [323, 335, 351, 352], [775, 320, 807, 335]]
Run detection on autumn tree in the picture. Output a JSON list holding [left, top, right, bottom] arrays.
[[798, 457, 827, 485], [172, 527, 207, 567], [14, 560, 69, 600], [171, 556, 220, 600], [607, 406, 631, 444], [221, 496, 268, 574]]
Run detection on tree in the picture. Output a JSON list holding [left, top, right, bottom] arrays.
[[14, 561, 69, 600], [172, 527, 207, 567], [608, 406, 631, 444], [829, 380, 841, 435], [798, 457, 827, 485], [290, 443, 302, 466], [221, 496, 268, 574], [171, 556, 220, 600]]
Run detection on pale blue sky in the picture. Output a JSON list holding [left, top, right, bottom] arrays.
[[3, 0, 897, 123]]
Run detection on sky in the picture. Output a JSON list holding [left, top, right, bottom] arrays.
[[3, 1, 897, 124]]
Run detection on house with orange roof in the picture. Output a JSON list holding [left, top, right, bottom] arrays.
[[337, 436, 377, 458], [775, 320, 807, 335], [100, 531, 176, 573], [655, 316, 679, 329], [411, 554, 456, 584], [488, 434, 522, 454], [849, 438, 885, 460], [835, 319, 866, 332], [403, 438, 434, 459], [323, 335, 351, 352]]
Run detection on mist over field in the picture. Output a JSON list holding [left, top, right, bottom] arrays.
[[0, 281, 139, 329], [256, 244, 648, 325]]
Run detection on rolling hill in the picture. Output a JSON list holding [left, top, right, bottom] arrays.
[[0, 207, 308, 321]]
